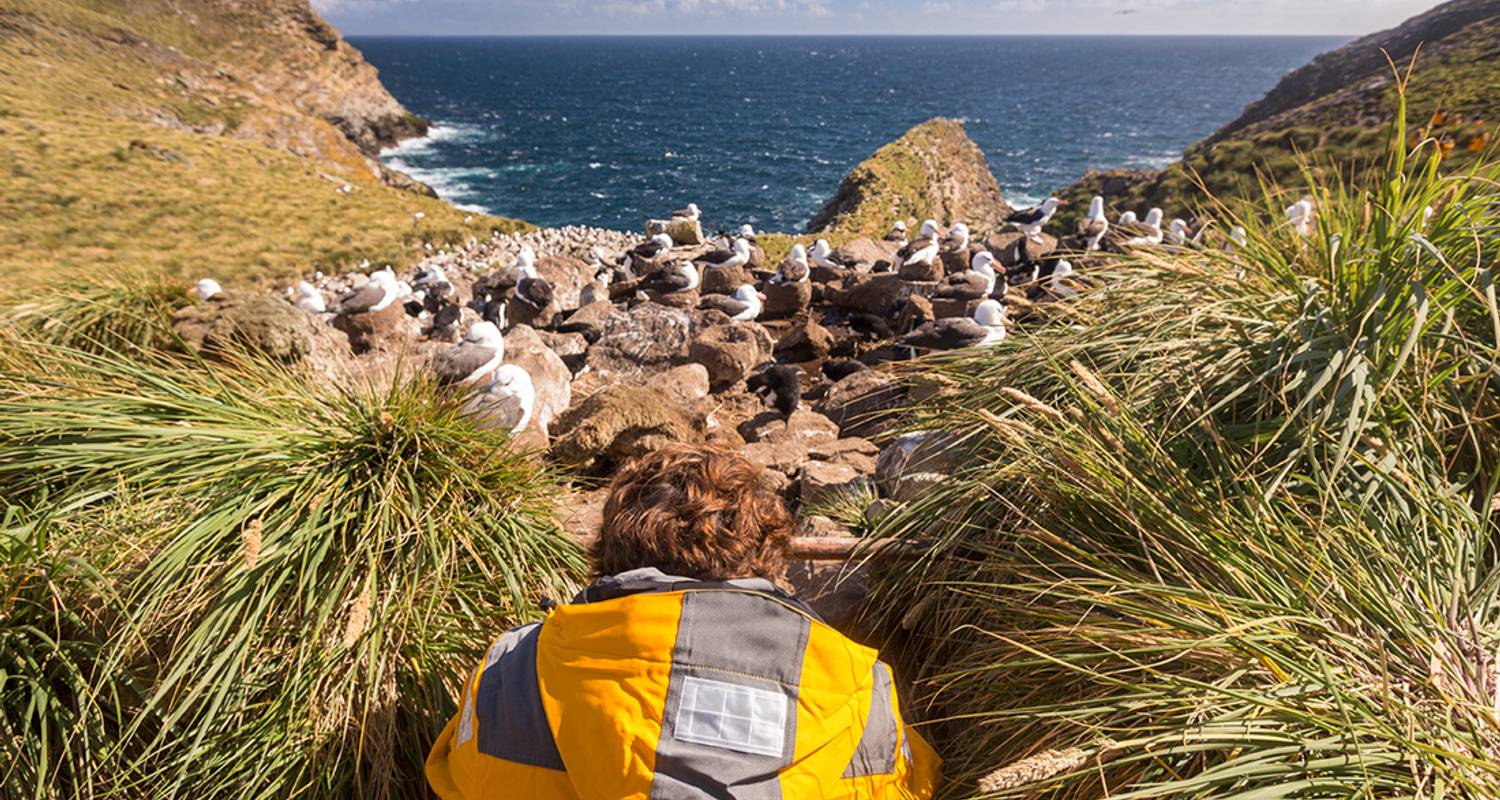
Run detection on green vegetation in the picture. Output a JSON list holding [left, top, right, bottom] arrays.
[[0, 0, 530, 295], [0, 293, 583, 798], [868, 94, 1500, 797], [1060, 38, 1500, 229]]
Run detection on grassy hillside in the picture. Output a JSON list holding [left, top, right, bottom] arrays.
[[1058, 1, 1499, 226], [0, 0, 528, 295]]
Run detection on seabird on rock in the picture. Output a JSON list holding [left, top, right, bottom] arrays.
[[695, 238, 751, 270], [747, 365, 801, 417], [885, 220, 909, 245], [671, 203, 702, 221], [822, 359, 868, 382], [1166, 219, 1192, 246], [193, 278, 223, 300], [432, 321, 505, 387], [739, 223, 758, 243], [809, 239, 845, 270], [941, 222, 970, 254], [293, 281, 326, 313], [1048, 261, 1078, 298], [513, 247, 554, 310], [848, 313, 894, 341], [1006, 197, 1064, 241], [897, 220, 941, 269], [698, 285, 763, 321], [935, 251, 998, 301], [1286, 199, 1315, 236], [901, 299, 1007, 351], [1125, 208, 1165, 247], [1082, 196, 1109, 251], [338, 270, 399, 314], [643, 260, 699, 294], [628, 233, 675, 273], [413, 266, 453, 301], [771, 244, 810, 284], [476, 364, 535, 434]]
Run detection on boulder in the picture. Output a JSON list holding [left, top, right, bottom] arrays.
[[535, 255, 594, 312], [809, 265, 853, 286], [742, 408, 840, 446], [538, 330, 588, 358], [551, 384, 704, 473], [648, 289, 700, 310], [647, 217, 705, 246], [331, 302, 414, 354], [741, 440, 808, 481], [700, 264, 752, 296], [800, 461, 869, 508], [815, 370, 905, 439], [929, 297, 979, 320], [586, 302, 695, 378], [897, 294, 935, 332], [746, 244, 767, 272], [761, 281, 812, 319], [505, 295, 557, 330], [773, 316, 833, 363], [875, 431, 966, 502], [986, 231, 1058, 268], [835, 274, 917, 316], [500, 325, 571, 436], [808, 436, 880, 475], [660, 363, 711, 407], [898, 258, 943, 282], [688, 323, 768, 391], [172, 294, 346, 364], [834, 238, 898, 272]]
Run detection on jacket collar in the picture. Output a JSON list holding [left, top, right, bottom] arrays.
[[572, 567, 822, 622]]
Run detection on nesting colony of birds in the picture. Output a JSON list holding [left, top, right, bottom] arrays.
[[180, 190, 1287, 533]]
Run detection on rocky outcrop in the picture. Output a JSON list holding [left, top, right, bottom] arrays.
[[551, 384, 706, 473], [807, 119, 1011, 236], [1204, 0, 1500, 145]]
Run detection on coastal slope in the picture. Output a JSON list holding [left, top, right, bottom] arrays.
[[806, 118, 1011, 236], [1059, 0, 1500, 221], [0, 0, 525, 291]]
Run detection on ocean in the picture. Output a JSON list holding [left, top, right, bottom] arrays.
[[353, 36, 1344, 233]]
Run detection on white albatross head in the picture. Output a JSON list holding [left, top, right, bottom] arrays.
[[919, 219, 939, 239], [892, 220, 908, 233], [1118, 211, 1138, 225], [789, 243, 808, 264], [739, 223, 756, 238], [1088, 196, 1106, 220], [515, 246, 537, 275], [193, 278, 223, 300], [974, 299, 1006, 327], [651, 233, 674, 251], [811, 239, 831, 258], [971, 251, 996, 276], [1143, 208, 1164, 227], [465, 320, 505, 348], [1040, 197, 1062, 214]]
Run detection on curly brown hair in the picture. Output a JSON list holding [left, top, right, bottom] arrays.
[[592, 443, 793, 582]]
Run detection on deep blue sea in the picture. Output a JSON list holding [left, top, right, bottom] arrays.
[[353, 36, 1343, 232]]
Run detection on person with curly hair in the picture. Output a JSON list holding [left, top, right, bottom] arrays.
[[427, 442, 940, 799]]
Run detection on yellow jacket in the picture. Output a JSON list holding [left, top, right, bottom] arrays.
[[427, 568, 940, 799]]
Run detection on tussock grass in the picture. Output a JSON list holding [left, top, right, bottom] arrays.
[[0, 501, 135, 799], [868, 93, 1500, 797], [0, 332, 584, 797]]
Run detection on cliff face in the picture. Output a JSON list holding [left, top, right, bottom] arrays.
[[1057, 0, 1500, 225], [807, 119, 1012, 236], [0, 0, 529, 289]]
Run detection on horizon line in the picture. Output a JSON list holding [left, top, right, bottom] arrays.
[[343, 31, 1354, 39]]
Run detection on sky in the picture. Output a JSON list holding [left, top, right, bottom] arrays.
[[318, 0, 1442, 37]]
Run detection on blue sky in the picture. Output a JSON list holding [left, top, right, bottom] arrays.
[[319, 0, 1440, 37]]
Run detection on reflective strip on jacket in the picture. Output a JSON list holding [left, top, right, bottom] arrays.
[[427, 568, 941, 799]]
